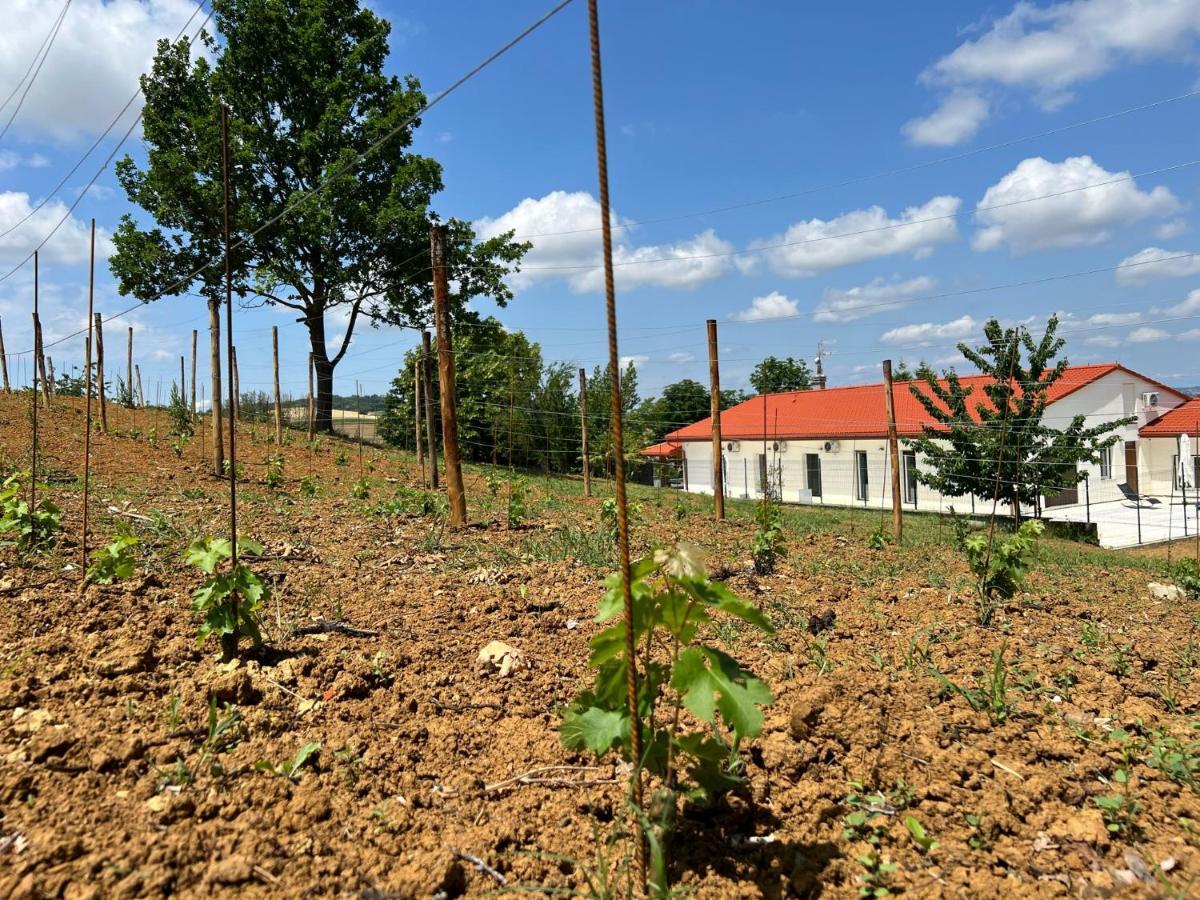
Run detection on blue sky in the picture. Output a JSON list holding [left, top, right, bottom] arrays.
[[3, 0, 1200, 405]]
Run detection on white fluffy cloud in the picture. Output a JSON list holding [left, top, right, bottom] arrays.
[[973, 156, 1179, 254], [902, 91, 989, 147], [742, 195, 959, 277], [813, 275, 936, 323], [1115, 247, 1200, 285], [1167, 289, 1200, 316], [619, 354, 648, 369], [0, 0, 202, 141], [475, 191, 733, 294], [0, 191, 114, 266], [911, 0, 1200, 144], [668, 351, 694, 364], [1128, 326, 1170, 343], [0, 151, 49, 172], [731, 291, 799, 322], [880, 315, 978, 346]]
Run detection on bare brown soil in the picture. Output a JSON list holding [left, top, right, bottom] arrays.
[[0, 393, 1198, 898]]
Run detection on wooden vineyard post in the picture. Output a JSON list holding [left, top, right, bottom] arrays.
[[272, 326, 283, 445], [231, 346, 241, 424], [0, 316, 9, 392], [421, 329, 438, 489], [220, 103, 240, 662], [306, 352, 315, 443], [431, 223, 466, 526], [579, 367, 591, 497], [126, 327, 134, 408], [83, 221, 96, 572], [134, 364, 144, 408], [179, 356, 186, 410], [707, 318, 724, 519], [94, 313, 108, 432], [883, 359, 903, 544], [587, 0, 644, 881], [190, 329, 198, 419], [30, 250, 40, 518], [414, 357, 425, 484], [46, 357, 55, 399], [35, 317, 50, 406]]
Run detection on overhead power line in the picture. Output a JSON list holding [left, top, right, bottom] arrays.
[[0, 0, 73, 143]]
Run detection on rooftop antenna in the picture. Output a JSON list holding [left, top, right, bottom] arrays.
[[813, 341, 831, 390]]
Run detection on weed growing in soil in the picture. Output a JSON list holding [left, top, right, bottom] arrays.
[[222, 459, 245, 481], [351, 477, 371, 500], [867, 529, 891, 551], [299, 475, 318, 498], [560, 544, 774, 889], [0, 472, 61, 552], [1169, 558, 1200, 599], [933, 645, 1013, 723], [751, 500, 786, 576], [1094, 791, 1141, 838], [200, 698, 244, 776], [255, 741, 320, 781], [85, 535, 139, 585], [963, 520, 1043, 625], [334, 450, 349, 466], [855, 853, 896, 898], [1145, 726, 1200, 792], [903, 816, 937, 852], [185, 536, 269, 651], [965, 813, 995, 851], [600, 497, 642, 545]]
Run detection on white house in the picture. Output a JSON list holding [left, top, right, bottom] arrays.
[[647, 363, 1191, 547]]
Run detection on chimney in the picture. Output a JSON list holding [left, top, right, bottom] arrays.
[[813, 346, 827, 390]]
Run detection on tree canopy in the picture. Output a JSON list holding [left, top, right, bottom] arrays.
[[907, 316, 1132, 519], [749, 356, 812, 394], [109, 0, 527, 432]]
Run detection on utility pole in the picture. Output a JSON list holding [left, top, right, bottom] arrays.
[[272, 326, 283, 445], [883, 359, 903, 544], [707, 319, 724, 519], [94, 313, 107, 432], [421, 329, 438, 489], [431, 222, 466, 526], [579, 367, 591, 497]]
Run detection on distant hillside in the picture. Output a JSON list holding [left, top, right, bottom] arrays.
[[282, 393, 387, 413]]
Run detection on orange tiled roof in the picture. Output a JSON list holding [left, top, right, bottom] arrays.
[[1140, 397, 1200, 437], [662, 364, 1183, 443], [642, 440, 683, 458]]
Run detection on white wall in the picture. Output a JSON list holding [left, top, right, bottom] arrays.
[[677, 370, 1186, 513]]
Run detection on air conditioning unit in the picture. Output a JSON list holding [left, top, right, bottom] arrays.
[[772, 440, 788, 453], [823, 440, 841, 453], [725, 441, 740, 453], [1141, 391, 1160, 408]]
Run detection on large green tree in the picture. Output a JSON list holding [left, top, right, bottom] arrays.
[[750, 355, 812, 394], [908, 316, 1132, 520], [109, 0, 526, 435]]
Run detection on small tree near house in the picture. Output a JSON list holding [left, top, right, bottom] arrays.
[[907, 316, 1133, 520]]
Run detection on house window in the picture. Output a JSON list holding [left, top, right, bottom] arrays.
[[805, 453, 822, 498], [855, 450, 869, 502], [1099, 445, 1113, 480], [903, 450, 918, 505]]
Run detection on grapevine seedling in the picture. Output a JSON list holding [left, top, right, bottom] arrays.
[[506, 478, 529, 528], [85, 535, 139, 585], [334, 450, 349, 467], [962, 520, 1043, 626], [299, 476, 318, 499], [0, 472, 61, 552], [185, 536, 269, 653], [751, 499, 786, 575], [560, 544, 774, 891], [255, 741, 320, 782], [351, 477, 371, 500], [264, 453, 285, 490]]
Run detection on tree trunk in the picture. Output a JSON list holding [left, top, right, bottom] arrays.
[[305, 307, 337, 434]]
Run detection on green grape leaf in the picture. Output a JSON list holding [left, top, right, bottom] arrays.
[[671, 645, 773, 739], [560, 706, 629, 755]]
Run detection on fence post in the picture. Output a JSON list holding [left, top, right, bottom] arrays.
[[421, 329, 438, 489], [707, 318, 724, 519], [190, 329, 197, 418], [431, 222, 466, 526], [126, 326, 134, 408], [579, 367, 591, 497], [94, 313, 108, 432], [46, 357, 55, 398], [882, 360, 903, 543], [414, 356, 425, 484], [35, 317, 50, 406], [272, 326, 283, 445], [135, 364, 144, 408]]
